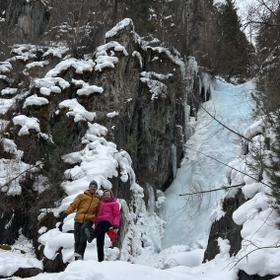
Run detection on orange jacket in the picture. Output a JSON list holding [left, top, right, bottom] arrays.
[[65, 191, 100, 223]]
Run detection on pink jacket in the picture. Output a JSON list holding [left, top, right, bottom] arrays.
[[96, 198, 120, 228]]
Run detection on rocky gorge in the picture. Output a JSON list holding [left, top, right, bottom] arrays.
[[0, 1, 277, 279]]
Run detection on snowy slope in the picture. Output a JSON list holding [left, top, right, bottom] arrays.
[[162, 79, 255, 248]]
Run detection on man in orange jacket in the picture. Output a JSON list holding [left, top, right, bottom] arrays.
[[59, 180, 100, 260]]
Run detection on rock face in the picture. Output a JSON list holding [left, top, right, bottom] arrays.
[[203, 190, 246, 262], [238, 271, 275, 280], [2, 0, 218, 67], [0, 19, 206, 270], [104, 26, 186, 192], [203, 190, 276, 280], [5, 0, 50, 40], [13, 267, 42, 278]]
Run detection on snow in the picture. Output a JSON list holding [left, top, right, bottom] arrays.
[[76, 84, 104, 96], [23, 94, 49, 108], [148, 47, 184, 67], [59, 99, 96, 122], [32, 175, 49, 194], [244, 119, 264, 139], [38, 229, 74, 261], [95, 41, 128, 72], [33, 77, 70, 96], [42, 46, 68, 58], [140, 71, 173, 100], [105, 18, 133, 39], [0, 159, 32, 195], [72, 79, 88, 87], [106, 111, 119, 118], [132, 51, 143, 69], [13, 115, 41, 136], [25, 60, 49, 70], [0, 61, 12, 74], [46, 58, 95, 77], [1, 138, 23, 159], [222, 118, 280, 277], [95, 42, 128, 57], [234, 198, 280, 276], [0, 74, 9, 81], [10, 45, 38, 61], [0, 98, 15, 114], [140, 72, 168, 100], [0, 234, 42, 277], [1, 87, 17, 96], [3, 240, 238, 280], [141, 71, 173, 81], [95, 55, 118, 71]]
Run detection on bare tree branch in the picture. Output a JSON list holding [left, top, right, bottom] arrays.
[[242, 20, 280, 28], [189, 86, 253, 143], [259, 0, 278, 17], [0, 162, 43, 191], [179, 183, 245, 196], [199, 103, 253, 143], [233, 243, 280, 268], [184, 146, 272, 189]]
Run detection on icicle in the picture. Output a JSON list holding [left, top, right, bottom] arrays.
[[171, 144, 177, 178]]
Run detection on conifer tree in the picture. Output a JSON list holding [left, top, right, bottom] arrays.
[[215, 0, 253, 80], [252, 2, 280, 212]]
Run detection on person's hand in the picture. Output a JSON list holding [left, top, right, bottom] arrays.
[[58, 222, 64, 232]]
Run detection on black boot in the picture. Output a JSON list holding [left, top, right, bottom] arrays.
[[74, 253, 83, 260]]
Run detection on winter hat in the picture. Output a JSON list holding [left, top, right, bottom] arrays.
[[89, 180, 98, 188]]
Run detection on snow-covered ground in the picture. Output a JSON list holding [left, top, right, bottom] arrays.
[[162, 78, 255, 249]]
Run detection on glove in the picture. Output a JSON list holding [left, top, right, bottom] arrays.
[[58, 222, 64, 232], [60, 212, 67, 221]]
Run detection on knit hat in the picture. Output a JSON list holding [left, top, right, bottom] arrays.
[[89, 180, 98, 188]]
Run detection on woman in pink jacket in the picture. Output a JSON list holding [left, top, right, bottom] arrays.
[[86, 189, 120, 262]]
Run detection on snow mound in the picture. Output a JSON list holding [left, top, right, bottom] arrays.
[[13, 115, 41, 136], [105, 18, 134, 39], [23, 94, 49, 108], [59, 99, 96, 122], [46, 58, 95, 77]]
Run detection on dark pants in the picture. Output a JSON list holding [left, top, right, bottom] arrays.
[[74, 221, 92, 259], [95, 221, 112, 262]]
